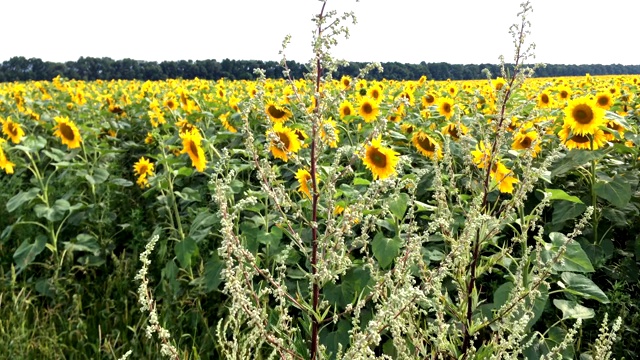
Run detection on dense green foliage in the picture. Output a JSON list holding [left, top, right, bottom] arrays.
[[1, 56, 639, 83]]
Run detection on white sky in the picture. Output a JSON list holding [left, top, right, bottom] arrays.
[[2, 0, 639, 66]]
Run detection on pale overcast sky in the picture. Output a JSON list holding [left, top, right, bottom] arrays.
[[2, 0, 639, 65]]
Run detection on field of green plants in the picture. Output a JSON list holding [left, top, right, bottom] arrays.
[[1, 2, 640, 360]]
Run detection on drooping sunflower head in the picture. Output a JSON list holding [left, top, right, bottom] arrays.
[[558, 123, 607, 150], [268, 123, 301, 162], [180, 129, 207, 172], [53, 116, 82, 149], [2, 117, 25, 144], [604, 121, 625, 141], [412, 131, 441, 159], [358, 96, 380, 123], [362, 136, 399, 180], [563, 97, 605, 136], [0, 138, 16, 174], [295, 168, 313, 199]]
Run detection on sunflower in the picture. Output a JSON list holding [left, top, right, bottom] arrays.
[[163, 95, 178, 111], [556, 85, 571, 102], [447, 84, 458, 98], [0, 138, 15, 174], [320, 117, 340, 148], [295, 168, 313, 199], [491, 161, 518, 194], [563, 97, 605, 135], [421, 93, 437, 108], [536, 90, 553, 109], [442, 122, 467, 141], [268, 123, 301, 162], [339, 100, 355, 122], [133, 156, 155, 188], [604, 121, 625, 141], [265, 101, 291, 123], [180, 129, 207, 172], [367, 84, 383, 103], [2, 117, 25, 144], [437, 97, 455, 120], [558, 124, 607, 150], [358, 96, 380, 123], [594, 92, 613, 110], [511, 130, 541, 157], [362, 136, 399, 180], [397, 90, 415, 106], [219, 112, 238, 133], [340, 76, 352, 90], [493, 77, 507, 91], [471, 141, 491, 169], [412, 131, 441, 159], [53, 116, 82, 149]]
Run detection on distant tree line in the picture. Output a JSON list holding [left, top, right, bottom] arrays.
[[1, 56, 639, 82]]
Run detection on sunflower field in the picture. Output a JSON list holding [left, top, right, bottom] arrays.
[[2, 3, 640, 360]]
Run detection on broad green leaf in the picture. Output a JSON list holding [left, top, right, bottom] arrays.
[[33, 199, 70, 222], [552, 201, 586, 226], [175, 237, 197, 268], [551, 149, 606, 177], [353, 177, 371, 186], [202, 254, 224, 292], [110, 178, 134, 187], [324, 266, 373, 309], [594, 176, 631, 209], [544, 188, 583, 203], [371, 232, 402, 268], [552, 299, 595, 319], [543, 233, 594, 273], [63, 233, 100, 256], [13, 235, 47, 272], [188, 212, 217, 242], [320, 320, 351, 359], [6, 187, 41, 213], [389, 193, 410, 220], [560, 272, 609, 303]]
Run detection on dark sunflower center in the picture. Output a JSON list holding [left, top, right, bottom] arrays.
[[371, 90, 380, 99], [597, 96, 609, 106], [268, 105, 286, 119], [277, 132, 290, 149], [425, 95, 435, 104], [417, 136, 435, 152], [447, 125, 459, 139], [519, 136, 532, 148], [342, 106, 351, 116], [572, 105, 594, 124], [189, 140, 200, 159], [60, 123, 75, 141], [496, 82, 504, 90], [442, 103, 451, 113], [571, 134, 590, 144], [541, 94, 549, 104], [8, 123, 17, 136], [139, 165, 149, 175], [560, 91, 569, 99], [368, 147, 387, 168], [359, 88, 367, 96], [362, 102, 373, 115], [167, 100, 175, 108]]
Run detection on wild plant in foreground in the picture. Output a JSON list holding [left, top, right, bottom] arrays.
[[131, 1, 622, 359]]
